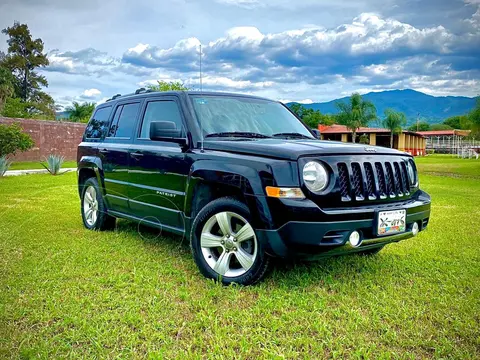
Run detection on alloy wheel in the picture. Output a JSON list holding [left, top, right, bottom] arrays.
[[83, 185, 99, 226], [200, 211, 258, 277]]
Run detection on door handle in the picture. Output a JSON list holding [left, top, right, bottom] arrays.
[[99, 148, 109, 154], [131, 152, 144, 159]]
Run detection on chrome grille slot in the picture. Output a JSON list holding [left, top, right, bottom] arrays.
[[393, 162, 403, 196], [364, 162, 376, 200], [351, 163, 364, 200], [384, 162, 395, 197], [337, 163, 351, 201]]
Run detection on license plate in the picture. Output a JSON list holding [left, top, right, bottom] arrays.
[[377, 210, 406, 236]]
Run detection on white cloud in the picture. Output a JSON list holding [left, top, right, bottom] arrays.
[[194, 76, 274, 90], [215, 0, 261, 9], [10, 3, 476, 107], [82, 88, 101, 98], [278, 98, 314, 104]]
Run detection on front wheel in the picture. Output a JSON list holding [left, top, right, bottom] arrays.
[[190, 197, 271, 285]]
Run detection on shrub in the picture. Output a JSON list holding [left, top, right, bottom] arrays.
[[0, 155, 11, 176], [426, 149, 435, 155], [0, 122, 35, 157], [41, 155, 65, 175], [359, 133, 370, 144]]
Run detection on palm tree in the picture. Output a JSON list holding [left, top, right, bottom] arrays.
[[382, 109, 407, 148], [335, 93, 377, 143], [65, 101, 95, 122]]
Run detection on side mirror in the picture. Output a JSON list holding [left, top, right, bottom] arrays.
[[311, 129, 321, 139], [150, 121, 186, 145]]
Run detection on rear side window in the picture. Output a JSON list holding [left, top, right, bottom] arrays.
[[108, 103, 140, 138], [84, 106, 112, 139], [140, 100, 183, 139]]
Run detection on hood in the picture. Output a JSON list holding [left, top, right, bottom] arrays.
[[203, 139, 407, 160]]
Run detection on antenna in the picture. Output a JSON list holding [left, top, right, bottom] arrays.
[[199, 44, 204, 153], [199, 44, 203, 91]]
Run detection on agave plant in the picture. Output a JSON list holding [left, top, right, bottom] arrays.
[[0, 156, 12, 177], [41, 155, 65, 175]]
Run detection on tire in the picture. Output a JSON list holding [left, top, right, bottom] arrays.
[[190, 197, 271, 285], [357, 245, 384, 256], [81, 177, 116, 231]]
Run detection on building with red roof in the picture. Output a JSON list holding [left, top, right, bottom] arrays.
[[416, 129, 471, 154], [318, 124, 427, 155]]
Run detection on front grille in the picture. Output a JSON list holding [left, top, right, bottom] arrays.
[[337, 160, 411, 202]]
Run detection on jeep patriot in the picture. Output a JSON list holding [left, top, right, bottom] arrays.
[[77, 90, 431, 285]]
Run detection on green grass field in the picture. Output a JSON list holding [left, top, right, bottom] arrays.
[[1, 155, 479, 358], [416, 154, 480, 179], [8, 160, 77, 171]]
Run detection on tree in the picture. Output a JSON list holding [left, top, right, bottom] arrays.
[[0, 122, 34, 157], [443, 115, 468, 130], [1, 22, 54, 119], [65, 101, 96, 123], [335, 93, 377, 143], [0, 65, 15, 111], [303, 110, 335, 129], [382, 109, 406, 148], [407, 121, 430, 132], [146, 80, 190, 92], [467, 98, 480, 138], [288, 103, 334, 129], [430, 123, 453, 131], [1, 97, 30, 118], [289, 103, 311, 118]]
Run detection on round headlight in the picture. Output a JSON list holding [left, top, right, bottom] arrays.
[[303, 161, 329, 192], [407, 161, 417, 186]]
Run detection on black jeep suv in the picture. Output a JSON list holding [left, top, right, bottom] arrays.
[[77, 90, 431, 285]]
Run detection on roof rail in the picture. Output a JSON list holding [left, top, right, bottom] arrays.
[[135, 87, 155, 95], [106, 93, 122, 102]]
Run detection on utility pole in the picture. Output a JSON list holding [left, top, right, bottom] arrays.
[[416, 113, 420, 132]]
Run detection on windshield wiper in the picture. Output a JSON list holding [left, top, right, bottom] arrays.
[[272, 132, 313, 139], [205, 132, 272, 139]]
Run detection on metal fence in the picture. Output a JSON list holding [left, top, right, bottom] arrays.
[[425, 135, 478, 158]]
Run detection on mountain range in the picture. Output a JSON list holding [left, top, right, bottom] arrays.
[[288, 89, 478, 125]]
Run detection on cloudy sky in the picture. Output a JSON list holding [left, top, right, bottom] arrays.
[[1, 0, 479, 108]]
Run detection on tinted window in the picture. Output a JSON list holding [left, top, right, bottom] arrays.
[[108, 106, 123, 137], [84, 107, 112, 139], [108, 103, 140, 138], [191, 96, 313, 138], [140, 101, 183, 139]]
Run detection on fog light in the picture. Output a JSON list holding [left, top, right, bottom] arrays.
[[349, 231, 362, 247], [412, 222, 419, 236]]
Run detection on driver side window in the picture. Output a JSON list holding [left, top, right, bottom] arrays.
[[140, 100, 184, 139]]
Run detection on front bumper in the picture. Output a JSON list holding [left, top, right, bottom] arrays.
[[256, 190, 431, 258]]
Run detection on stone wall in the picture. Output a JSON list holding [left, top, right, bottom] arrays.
[[0, 117, 86, 161]]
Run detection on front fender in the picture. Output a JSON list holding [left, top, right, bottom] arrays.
[[184, 160, 275, 229]]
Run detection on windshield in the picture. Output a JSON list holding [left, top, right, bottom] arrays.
[[190, 95, 314, 138]]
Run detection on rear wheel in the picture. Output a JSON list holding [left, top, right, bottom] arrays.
[[81, 177, 116, 231], [190, 197, 271, 285]]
